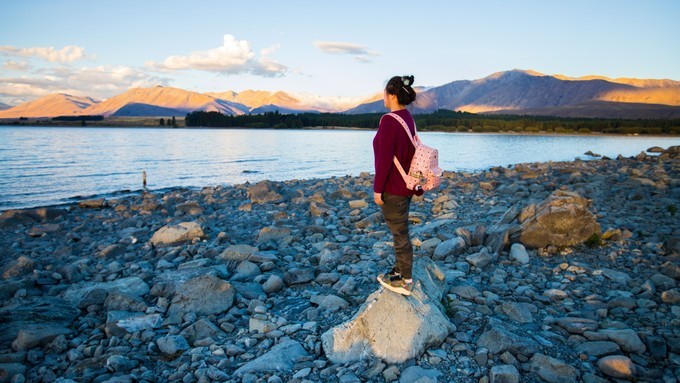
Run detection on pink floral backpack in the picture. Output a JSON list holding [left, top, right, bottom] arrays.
[[386, 112, 442, 192]]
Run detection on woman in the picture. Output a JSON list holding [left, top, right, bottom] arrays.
[[373, 75, 422, 296]]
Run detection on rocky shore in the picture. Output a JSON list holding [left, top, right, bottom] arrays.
[[1, 146, 679, 383]]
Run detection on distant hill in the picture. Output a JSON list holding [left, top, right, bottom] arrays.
[[345, 70, 680, 119], [80, 86, 248, 117], [0, 93, 99, 118], [207, 90, 366, 113], [1, 70, 679, 120], [0, 102, 11, 111], [111, 103, 185, 117]]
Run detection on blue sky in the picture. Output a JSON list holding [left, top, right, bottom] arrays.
[[0, 0, 678, 105]]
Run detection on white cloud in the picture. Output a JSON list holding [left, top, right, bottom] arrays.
[[0, 45, 94, 63], [0, 65, 170, 103], [314, 41, 380, 63], [3, 60, 30, 71], [147, 34, 287, 77]]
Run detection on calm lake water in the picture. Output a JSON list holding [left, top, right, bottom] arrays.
[[1, 126, 679, 211]]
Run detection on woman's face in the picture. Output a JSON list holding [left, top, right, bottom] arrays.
[[383, 90, 394, 109]]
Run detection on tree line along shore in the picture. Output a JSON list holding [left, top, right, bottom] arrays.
[[2, 109, 680, 135]]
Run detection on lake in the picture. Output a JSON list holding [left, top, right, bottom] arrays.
[[1, 126, 679, 211]]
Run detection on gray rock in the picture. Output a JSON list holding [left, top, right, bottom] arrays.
[[283, 268, 315, 286], [322, 257, 454, 364], [1, 256, 35, 279], [150, 266, 226, 298], [528, 353, 579, 383], [555, 317, 599, 334], [106, 355, 138, 372], [601, 268, 632, 285], [64, 277, 150, 307], [646, 336, 667, 359], [575, 341, 620, 357], [157, 335, 189, 356], [232, 260, 261, 281], [399, 366, 442, 383], [167, 274, 235, 318], [662, 262, 680, 279], [262, 274, 285, 294], [176, 201, 203, 215], [105, 311, 163, 337], [599, 329, 646, 354], [219, 244, 258, 261], [257, 226, 292, 244], [234, 339, 309, 375], [517, 190, 601, 248], [433, 237, 466, 260], [231, 281, 265, 300], [508, 243, 529, 264], [650, 273, 676, 290], [543, 289, 568, 300], [150, 221, 204, 247], [99, 244, 126, 258], [0, 363, 27, 381], [310, 294, 349, 311], [466, 248, 494, 269], [490, 364, 520, 383], [477, 318, 540, 355], [500, 301, 534, 323], [597, 355, 636, 380], [12, 325, 72, 351], [450, 285, 481, 300], [179, 318, 225, 344], [355, 212, 383, 229], [27, 223, 61, 237], [0, 297, 78, 351], [248, 180, 284, 204]]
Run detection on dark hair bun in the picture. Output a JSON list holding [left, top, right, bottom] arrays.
[[385, 75, 417, 106]]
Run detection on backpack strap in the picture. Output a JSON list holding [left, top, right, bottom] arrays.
[[386, 112, 418, 147], [384, 113, 418, 186]]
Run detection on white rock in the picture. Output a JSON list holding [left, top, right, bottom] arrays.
[[509, 243, 529, 264], [321, 257, 454, 364], [150, 222, 204, 247]]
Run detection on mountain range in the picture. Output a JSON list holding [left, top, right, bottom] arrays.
[[1, 70, 679, 119]]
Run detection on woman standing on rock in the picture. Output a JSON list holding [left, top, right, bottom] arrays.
[[373, 75, 422, 296]]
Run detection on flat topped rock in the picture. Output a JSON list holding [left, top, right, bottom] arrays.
[[0, 296, 78, 350], [150, 221, 204, 247], [321, 257, 454, 364], [234, 339, 308, 375]]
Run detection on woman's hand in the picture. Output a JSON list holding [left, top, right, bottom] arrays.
[[374, 192, 384, 206]]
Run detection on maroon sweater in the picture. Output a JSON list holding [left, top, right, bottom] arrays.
[[373, 109, 417, 196]]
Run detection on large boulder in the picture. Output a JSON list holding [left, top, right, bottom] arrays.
[[167, 274, 235, 320], [63, 277, 150, 307], [150, 222, 204, 247], [321, 257, 454, 364], [514, 190, 601, 249], [0, 297, 78, 351]]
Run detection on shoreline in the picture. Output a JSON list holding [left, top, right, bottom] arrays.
[[2, 121, 679, 137], [0, 147, 678, 382], [0, 151, 670, 214]]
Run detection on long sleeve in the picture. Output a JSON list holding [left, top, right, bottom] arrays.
[[373, 118, 396, 193], [373, 110, 417, 196]]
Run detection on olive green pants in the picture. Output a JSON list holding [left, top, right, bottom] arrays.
[[380, 192, 413, 279]]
